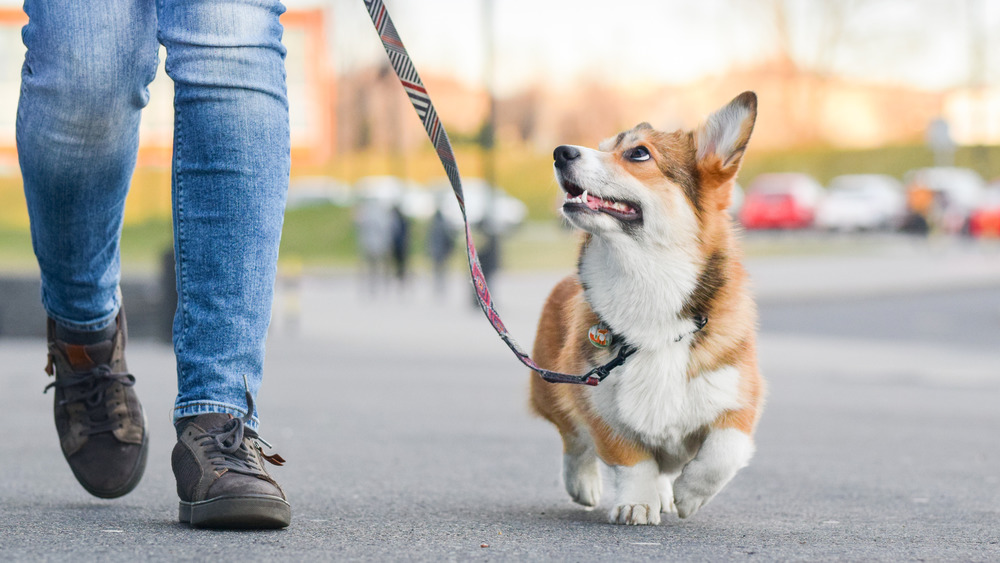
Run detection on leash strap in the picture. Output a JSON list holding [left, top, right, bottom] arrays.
[[362, 0, 634, 386]]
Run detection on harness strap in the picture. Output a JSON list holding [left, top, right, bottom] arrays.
[[362, 0, 631, 386]]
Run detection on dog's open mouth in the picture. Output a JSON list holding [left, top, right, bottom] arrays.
[[561, 181, 642, 222]]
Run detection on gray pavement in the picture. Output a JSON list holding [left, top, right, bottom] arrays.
[[2, 244, 1000, 561], [761, 286, 1000, 352], [744, 235, 1000, 303]]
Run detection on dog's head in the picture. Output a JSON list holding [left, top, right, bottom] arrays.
[[554, 92, 757, 246]]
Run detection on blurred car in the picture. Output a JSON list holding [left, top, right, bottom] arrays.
[[815, 174, 906, 232], [739, 173, 823, 230], [903, 167, 985, 234], [969, 184, 1000, 238], [427, 177, 528, 234]]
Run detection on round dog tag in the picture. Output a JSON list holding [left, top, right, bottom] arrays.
[[588, 323, 612, 349]]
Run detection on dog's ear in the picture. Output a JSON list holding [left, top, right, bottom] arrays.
[[695, 92, 757, 207]]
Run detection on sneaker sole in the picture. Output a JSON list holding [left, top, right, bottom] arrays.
[[179, 495, 291, 529]]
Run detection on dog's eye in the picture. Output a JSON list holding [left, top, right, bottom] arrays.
[[627, 146, 651, 162]]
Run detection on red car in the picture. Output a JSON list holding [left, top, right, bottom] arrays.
[[969, 185, 1000, 238], [739, 173, 823, 230]]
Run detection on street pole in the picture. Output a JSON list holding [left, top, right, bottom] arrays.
[[478, 0, 501, 290], [482, 0, 497, 203]]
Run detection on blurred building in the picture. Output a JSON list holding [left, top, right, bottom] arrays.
[[331, 58, 984, 155], [944, 89, 1000, 146], [4, 5, 998, 168], [498, 58, 951, 151], [0, 7, 334, 170], [336, 67, 489, 157]]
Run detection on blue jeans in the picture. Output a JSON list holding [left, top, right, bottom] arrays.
[[17, 0, 290, 427]]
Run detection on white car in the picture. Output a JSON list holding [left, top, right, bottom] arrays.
[[353, 176, 435, 219], [427, 177, 528, 234], [815, 175, 906, 232]]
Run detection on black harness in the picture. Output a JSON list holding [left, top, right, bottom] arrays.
[[583, 314, 708, 385]]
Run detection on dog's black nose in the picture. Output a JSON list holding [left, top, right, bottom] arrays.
[[553, 145, 580, 169]]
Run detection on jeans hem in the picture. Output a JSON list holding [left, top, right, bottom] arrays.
[[42, 291, 121, 333], [172, 400, 259, 430]]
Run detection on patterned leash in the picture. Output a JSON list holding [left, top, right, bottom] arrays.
[[362, 0, 635, 386]]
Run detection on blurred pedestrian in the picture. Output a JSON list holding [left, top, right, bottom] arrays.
[[17, 0, 291, 528], [471, 216, 502, 307], [355, 198, 393, 293], [427, 208, 455, 295], [902, 185, 933, 236], [390, 204, 411, 284]]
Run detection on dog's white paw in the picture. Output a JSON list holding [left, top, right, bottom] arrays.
[[609, 503, 661, 525], [671, 480, 711, 519], [672, 429, 755, 519], [563, 453, 602, 507], [658, 474, 677, 514], [660, 499, 677, 514], [608, 460, 661, 524]]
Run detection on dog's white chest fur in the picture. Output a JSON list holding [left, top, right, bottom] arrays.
[[592, 350, 741, 453], [579, 238, 742, 456]]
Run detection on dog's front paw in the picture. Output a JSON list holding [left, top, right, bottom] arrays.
[[609, 503, 661, 525], [658, 474, 677, 514], [608, 460, 661, 524], [671, 479, 712, 519], [563, 453, 602, 507], [672, 428, 755, 519]]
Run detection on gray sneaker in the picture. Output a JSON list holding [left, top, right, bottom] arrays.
[[171, 395, 290, 529], [44, 310, 148, 498]]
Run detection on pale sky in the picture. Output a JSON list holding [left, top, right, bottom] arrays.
[[318, 0, 999, 95], [1, 0, 997, 95]]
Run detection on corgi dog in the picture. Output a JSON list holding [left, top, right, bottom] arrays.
[[530, 92, 764, 525]]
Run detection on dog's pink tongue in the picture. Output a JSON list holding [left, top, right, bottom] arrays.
[[585, 193, 602, 210]]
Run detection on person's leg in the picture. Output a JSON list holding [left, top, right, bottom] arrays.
[[160, 0, 289, 425], [19, 0, 159, 330], [158, 0, 291, 528], [17, 0, 159, 498]]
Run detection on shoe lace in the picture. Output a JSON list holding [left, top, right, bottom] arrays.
[[194, 389, 285, 477], [43, 364, 136, 435]]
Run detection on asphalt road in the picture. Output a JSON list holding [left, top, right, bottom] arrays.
[[760, 286, 1000, 352], [1, 257, 999, 561]]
